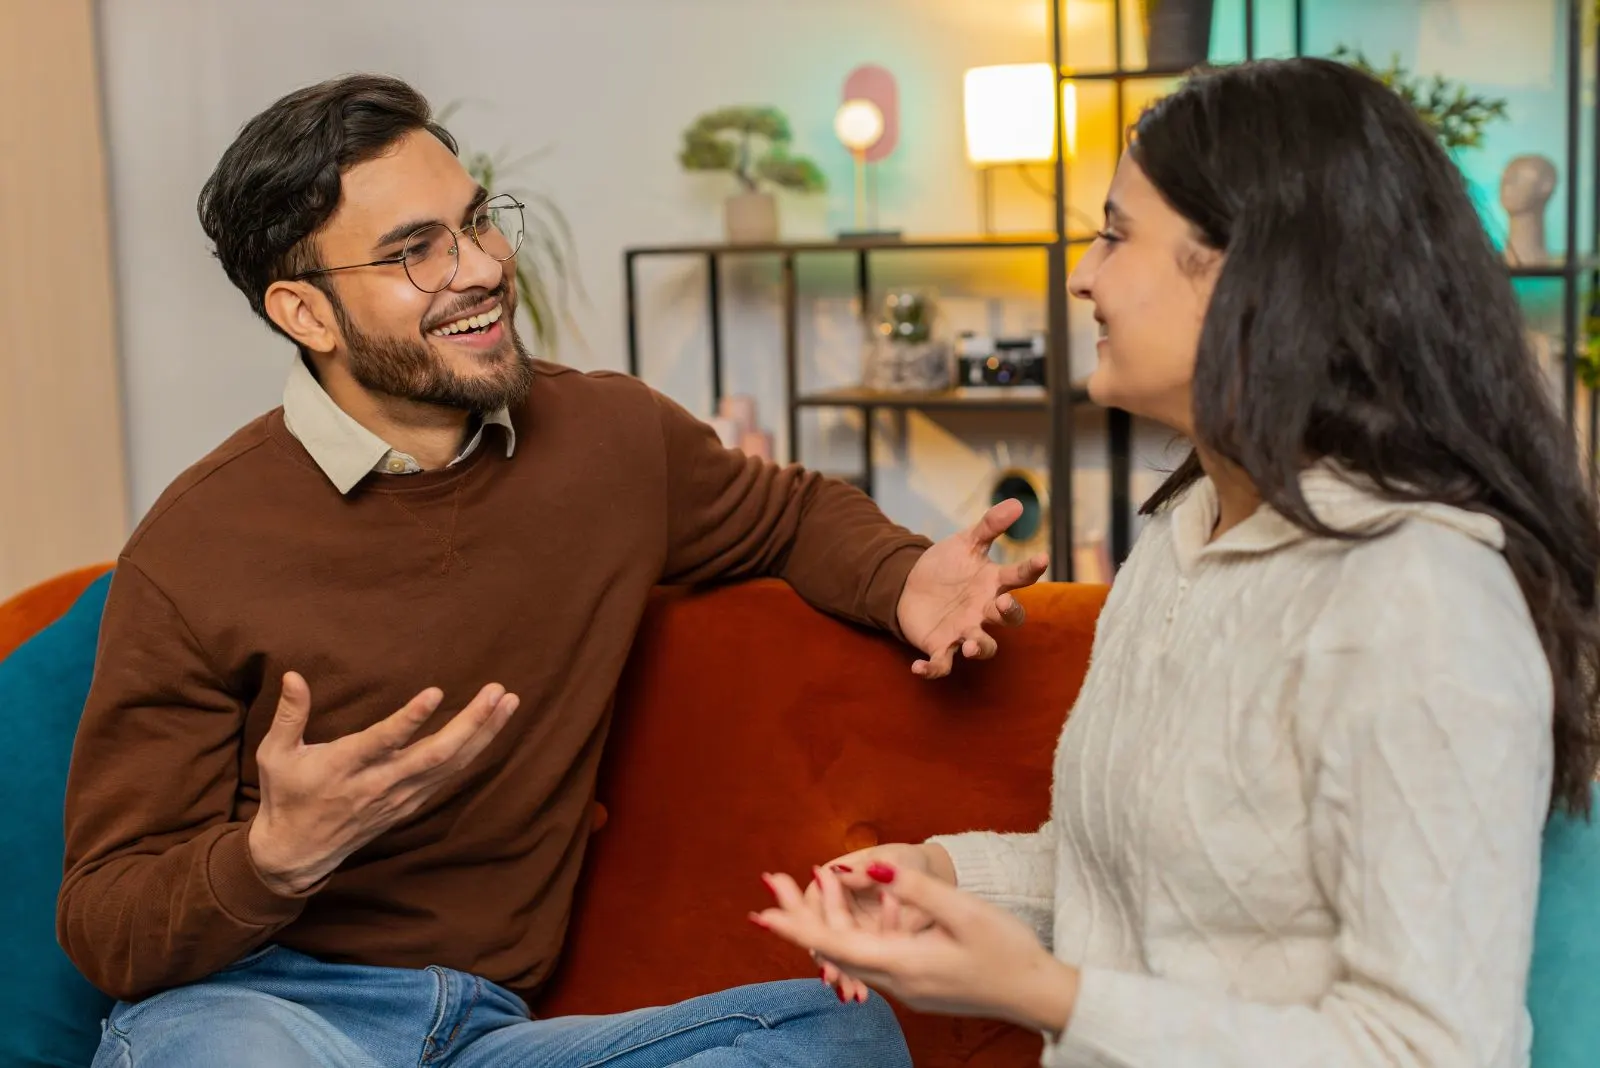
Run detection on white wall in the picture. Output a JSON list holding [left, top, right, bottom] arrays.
[[98, 0, 1185, 561]]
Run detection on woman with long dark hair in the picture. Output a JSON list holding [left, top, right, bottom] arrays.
[[752, 56, 1600, 1066]]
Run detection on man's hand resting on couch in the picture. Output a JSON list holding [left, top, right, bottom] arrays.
[[895, 498, 1049, 679]]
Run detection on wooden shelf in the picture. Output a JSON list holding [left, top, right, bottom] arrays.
[[1506, 258, 1600, 278], [626, 233, 1094, 257], [1060, 63, 1196, 81], [795, 385, 1089, 411]]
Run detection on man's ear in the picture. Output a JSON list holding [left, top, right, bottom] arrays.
[[264, 280, 341, 354]]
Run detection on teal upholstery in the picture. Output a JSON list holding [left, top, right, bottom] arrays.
[[0, 573, 115, 1067]]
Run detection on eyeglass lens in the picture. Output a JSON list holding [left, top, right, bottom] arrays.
[[401, 195, 525, 293]]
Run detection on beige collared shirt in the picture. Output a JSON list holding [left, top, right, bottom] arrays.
[[280, 357, 516, 494]]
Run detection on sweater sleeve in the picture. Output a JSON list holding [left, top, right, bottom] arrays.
[[1041, 672, 1549, 1068], [57, 560, 313, 1001], [925, 825, 1056, 949], [653, 388, 931, 635]]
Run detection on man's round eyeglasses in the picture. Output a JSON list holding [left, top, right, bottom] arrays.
[[293, 193, 526, 294]]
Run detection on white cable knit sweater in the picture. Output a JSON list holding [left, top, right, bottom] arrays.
[[929, 466, 1553, 1068]]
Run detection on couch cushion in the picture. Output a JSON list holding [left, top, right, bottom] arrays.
[[0, 570, 116, 1067], [1528, 783, 1600, 1067]]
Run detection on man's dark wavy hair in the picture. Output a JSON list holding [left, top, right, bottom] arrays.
[[197, 73, 456, 336]]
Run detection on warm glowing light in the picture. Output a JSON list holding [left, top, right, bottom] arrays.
[[834, 99, 885, 153], [963, 63, 1077, 164]]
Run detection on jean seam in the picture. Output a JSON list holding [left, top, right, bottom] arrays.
[[440, 975, 485, 1055], [576, 1013, 770, 1068], [420, 966, 449, 1067], [101, 1029, 132, 1068]]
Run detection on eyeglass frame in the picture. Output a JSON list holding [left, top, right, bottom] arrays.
[[290, 192, 527, 293]]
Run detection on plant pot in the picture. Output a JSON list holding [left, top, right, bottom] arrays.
[[724, 191, 778, 244], [1142, 0, 1214, 71]]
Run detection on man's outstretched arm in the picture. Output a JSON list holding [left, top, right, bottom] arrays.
[[652, 388, 1046, 677]]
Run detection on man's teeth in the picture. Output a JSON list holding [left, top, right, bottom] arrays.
[[431, 305, 503, 337]]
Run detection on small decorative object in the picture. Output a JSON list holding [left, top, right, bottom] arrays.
[[711, 394, 774, 459], [862, 290, 952, 392], [1138, 0, 1215, 70], [990, 466, 1051, 565], [1331, 46, 1509, 152], [956, 332, 1048, 389], [1501, 155, 1558, 266], [834, 64, 902, 239], [678, 106, 826, 244]]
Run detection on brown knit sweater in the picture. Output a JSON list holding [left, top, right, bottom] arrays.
[[58, 362, 929, 1003]]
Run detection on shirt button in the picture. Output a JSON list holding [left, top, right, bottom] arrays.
[[386, 458, 407, 473]]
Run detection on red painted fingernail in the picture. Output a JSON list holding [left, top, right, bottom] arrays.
[[836, 986, 847, 1003], [819, 968, 828, 983], [747, 912, 769, 929], [830, 864, 853, 873], [866, 863, 896, 883], [760, 874, 777, 897], [857, 990, 869, 1004]]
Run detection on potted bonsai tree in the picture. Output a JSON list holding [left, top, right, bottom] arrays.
[[678, 105, 826, 244]]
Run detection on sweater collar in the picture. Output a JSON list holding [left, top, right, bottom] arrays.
[[1169, 462, 1506, 572], [281, 356, 516, 495]]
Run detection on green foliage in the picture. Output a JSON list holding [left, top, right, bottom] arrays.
[[679, 106, 827, 194], [439, 102, 583, 359], [1331, 45, 1508, 151], [1580, 297, 1600, 391]]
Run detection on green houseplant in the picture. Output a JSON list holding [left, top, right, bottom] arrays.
[[1331, 46, 1508, 151], [678, 106, 826, 243], [440, 103, 583, 359]]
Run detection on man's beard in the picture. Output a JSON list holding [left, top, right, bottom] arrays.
[[334, 292, 536, 412]]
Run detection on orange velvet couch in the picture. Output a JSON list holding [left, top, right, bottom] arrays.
[[3, 568, 1107, 1067]]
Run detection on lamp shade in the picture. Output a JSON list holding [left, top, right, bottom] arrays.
[[834, 98, 885, 152], [963, 63, 1075, 165]]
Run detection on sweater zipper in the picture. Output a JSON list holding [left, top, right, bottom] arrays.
[[1158, 572, 1192, 654]]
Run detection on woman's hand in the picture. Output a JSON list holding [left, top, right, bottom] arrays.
[[755, 862, 1080, 1035], [802, 842, 953, 1002]]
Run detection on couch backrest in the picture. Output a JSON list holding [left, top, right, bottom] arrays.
[[1, 569, 1105, 1068], [0, 564, 113, 662], [535, 579, 1107, 1067]]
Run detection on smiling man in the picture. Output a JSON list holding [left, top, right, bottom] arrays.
[[57, 75, 1046, 1068]]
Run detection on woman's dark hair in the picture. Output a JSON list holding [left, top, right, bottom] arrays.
[[196, 73, 456, 330], [1133, 57, 1600, 816]]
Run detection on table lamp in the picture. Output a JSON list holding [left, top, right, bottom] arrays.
[[834, 64, 902, 240], [963, 63, 1076, 234], [835, 99, 884, 232]]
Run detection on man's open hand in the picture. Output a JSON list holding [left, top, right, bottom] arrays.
[[895, 499, 1049, 679], [247, 671, 519, 895]]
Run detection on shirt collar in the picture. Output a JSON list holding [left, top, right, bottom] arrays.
[[1168, 461, 1505, 572], [281, 356, 516, 494]]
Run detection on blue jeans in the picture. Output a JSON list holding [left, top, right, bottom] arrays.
[[90, 946, 911, 1067]]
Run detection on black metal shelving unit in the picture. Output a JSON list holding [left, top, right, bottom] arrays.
[[623, 0, 1597, 579], [623, 232, 1094, 575]]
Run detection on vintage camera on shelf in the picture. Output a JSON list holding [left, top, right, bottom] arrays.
[[955, 332, 1047, 389]]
